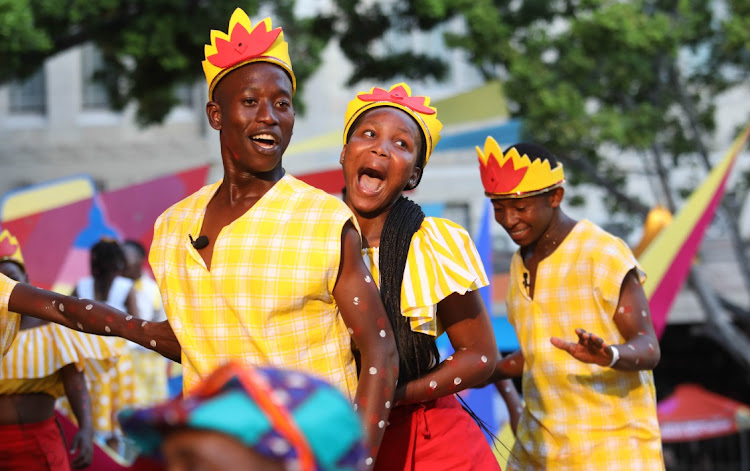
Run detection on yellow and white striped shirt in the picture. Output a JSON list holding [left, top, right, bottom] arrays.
[[0, 274, 19, 358], [150, 175, 359, 397], [507, 220, 664, 471], [361, 217, 489, 336]]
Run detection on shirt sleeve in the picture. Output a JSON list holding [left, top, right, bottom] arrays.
[[0, 273, 20, 358], [591, 232, 645, 318], [401, 217, 490, 336]]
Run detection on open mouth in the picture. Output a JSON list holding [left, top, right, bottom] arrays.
[[250, 133, 277, 149], [357, 167, 385, 193]]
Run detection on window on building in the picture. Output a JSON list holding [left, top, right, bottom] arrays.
[[9, 69, 46, 114], [81, 45, 112, 109]]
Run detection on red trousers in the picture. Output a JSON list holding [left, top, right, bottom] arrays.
[[375, 395, 502, 471], [0, 417, 70, 471]]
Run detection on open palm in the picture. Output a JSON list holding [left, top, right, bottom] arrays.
[[550, 328, 613, 367]]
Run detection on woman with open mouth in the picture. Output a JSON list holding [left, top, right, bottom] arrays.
[[339, 83, 505, 470]]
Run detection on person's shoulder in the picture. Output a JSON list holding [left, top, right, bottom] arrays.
[[419, 217, 473, 241], [282, 175, 351, 213], [575, 220, 633, 257], [156, 181, 219, 226]]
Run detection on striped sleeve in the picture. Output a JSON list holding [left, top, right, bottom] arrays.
[[401, 217, 490, 336], [0, 274, 19, 358]]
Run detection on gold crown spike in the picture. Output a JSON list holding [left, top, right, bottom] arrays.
[[477, 137, 565, 199], [343, 83, 443, 166], [202, 9, 295, 100], [0, 229, 24, 270]]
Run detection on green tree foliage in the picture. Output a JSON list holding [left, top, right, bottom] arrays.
[[333, 0, 749, 216], [0, 0, 334, 125]]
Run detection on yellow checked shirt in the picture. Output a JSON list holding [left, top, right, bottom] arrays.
[[150, 175, 359, 398], [361, 217, 489, 336], [0, 274, 19, 358], [507, 220, 664, 471]]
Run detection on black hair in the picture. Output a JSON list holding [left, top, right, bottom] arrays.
[[379, 196, 439, 385], [123, 239, 146, 259], [346, 108, 427, 189], [507, 142, 560, 167], [90, 239, 126, 279]]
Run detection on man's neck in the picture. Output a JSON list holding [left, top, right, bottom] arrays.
[[522, 210, 577, 262]]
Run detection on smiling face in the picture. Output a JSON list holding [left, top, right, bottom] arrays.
[[340, 107, 424, 218], [491, 188, 562, 248], [207, 62, 295, 176]]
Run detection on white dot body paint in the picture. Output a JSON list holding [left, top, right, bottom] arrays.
[[505, 385, 512, 393], [126, 315, 133, 321], [649, 343, 654, 351], [365, 275, 372, 283], [348, 328, 354, 335], [150, 340, 157, 348], [379, 330, 386, 338], [628, 345, 636, 351], [76, 322, 84, 330], [353, 404, 358, 411], [429, 380, 438, 390], [481, 355, 488, 363], [58, 303, 64, 312], [353, 296, 360, 306], [378, 420, 385, 429], [618, 307, 624, 314], [641, 310, 647, 317], [52, 300, 56, 307], [635, 358, 640, 366], [446, 355, 453, 361], [510, 360, 517, 366], [141, 321, 148, 328], [385, 401, 391, 409], [85, 304, 93, 311], [454, 377, 462, 385], [369, 367, 377, 375], [366, 458, 373, 466], [104, 326, 111, 333]]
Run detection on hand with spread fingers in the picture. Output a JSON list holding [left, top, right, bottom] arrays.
[[550, 328, 614, 367]]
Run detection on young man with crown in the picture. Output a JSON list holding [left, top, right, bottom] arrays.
[[0, 9, 397, 466], [477, 139, 664, 469]]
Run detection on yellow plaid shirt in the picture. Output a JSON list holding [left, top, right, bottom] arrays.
[[507, 220, 664, 471], [0, 274, 19, 358], [361, 217, 489, 336], [150, 175, 358, 398]]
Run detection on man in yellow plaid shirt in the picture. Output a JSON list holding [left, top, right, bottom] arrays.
[[477, 140, 665, 470]]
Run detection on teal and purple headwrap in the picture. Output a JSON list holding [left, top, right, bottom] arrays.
[[119, 362, 366, 471]]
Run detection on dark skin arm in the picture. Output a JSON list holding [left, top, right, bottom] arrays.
[[484, 349, 525, 383], [494, 378, 522, 435], [332, 221, 398, 465], [396, 290, 496, 405], [61, 364, 94, 469], [550, 268, 661, 370], [7, 280, 182, 362]]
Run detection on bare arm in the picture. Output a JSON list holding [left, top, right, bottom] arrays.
[[397, 290, 496, 404], [332, 221, 398, 464], [8, 282, 181, 362], [61, 364, 93, 469], [494, 378, 522, 435], [482, 349, 525, 383], [125, 287, 140, 318], [550, 269, 660, 370]]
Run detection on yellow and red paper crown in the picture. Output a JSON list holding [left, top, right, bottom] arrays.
[[477, 137, 565, 198], [343, 83, 443, 165], [202, 9, 295, 100], [0, 229, 24, 270]]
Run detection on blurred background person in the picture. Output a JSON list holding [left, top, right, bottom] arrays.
[[122, 239, 172, 406], [69, 238, 139, 454], [0, 229, 118, 470]]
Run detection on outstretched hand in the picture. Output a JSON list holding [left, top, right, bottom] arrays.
[[550, 328, 614, 367]]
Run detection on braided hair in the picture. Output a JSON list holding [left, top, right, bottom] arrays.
[[380, 195, 440, 385]]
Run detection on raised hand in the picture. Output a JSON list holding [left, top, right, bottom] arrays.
[[550, 328, 614, 367]]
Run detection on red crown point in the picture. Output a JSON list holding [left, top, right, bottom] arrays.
[[0, 236, 18, 259], [357, 85, 436, 115], [482, 153, 528, 194], [207, 22, 282, 69]]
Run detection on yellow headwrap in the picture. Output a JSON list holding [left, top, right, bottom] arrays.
[[202, 9, 295, 100], [477, 137, 565, 199], [343, 83, 442, 166]]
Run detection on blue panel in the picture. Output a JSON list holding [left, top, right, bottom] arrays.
[[434, 119, 522, 152]]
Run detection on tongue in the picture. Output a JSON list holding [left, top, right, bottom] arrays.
[[359, 174, 383, 192]]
